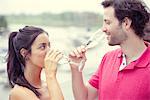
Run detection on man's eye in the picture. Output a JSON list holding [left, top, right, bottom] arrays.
[[106, 21, 110, 25]]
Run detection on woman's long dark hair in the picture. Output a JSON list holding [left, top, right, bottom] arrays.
[[7, 26, 48, 97]]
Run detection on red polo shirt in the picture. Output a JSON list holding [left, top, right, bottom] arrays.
[[89, 42, 150, 100]]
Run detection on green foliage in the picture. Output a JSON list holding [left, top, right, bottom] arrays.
[[6, 12, 103, 28], [0, 16, 8, 28], [0, 15, 8, 35]]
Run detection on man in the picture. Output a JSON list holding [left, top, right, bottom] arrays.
[[69, 0, 150, 100]]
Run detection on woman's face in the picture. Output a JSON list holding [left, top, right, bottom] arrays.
[[28, 33, 50, 68]]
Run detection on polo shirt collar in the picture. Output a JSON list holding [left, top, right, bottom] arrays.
[[118, 42, 150, 70], [134, 42, 150, 68], [117, 50, 122, 58]]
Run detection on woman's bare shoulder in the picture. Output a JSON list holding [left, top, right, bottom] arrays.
[[9, 85, 39, 100]]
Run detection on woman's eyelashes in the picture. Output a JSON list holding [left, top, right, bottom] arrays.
[[38, 42, 51, 50], [38, 43, 47, 50]]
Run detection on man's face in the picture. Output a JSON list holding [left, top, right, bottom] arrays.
[[102, 7, 127, 46]]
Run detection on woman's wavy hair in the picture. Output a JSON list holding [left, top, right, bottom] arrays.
[[7, 26, 48, 97]]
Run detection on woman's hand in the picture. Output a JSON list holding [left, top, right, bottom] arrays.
[[44, 49, 63, 77], [69, 45, 87, 71], [44, 49, 64, 100]]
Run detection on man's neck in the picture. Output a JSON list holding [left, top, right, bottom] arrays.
[[120, 37, 147, 64]]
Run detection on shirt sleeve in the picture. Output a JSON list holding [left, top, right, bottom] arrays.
[[88, 53, 107, 89]]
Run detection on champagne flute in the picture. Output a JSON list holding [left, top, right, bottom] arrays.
[[58, 28, 105, 71]]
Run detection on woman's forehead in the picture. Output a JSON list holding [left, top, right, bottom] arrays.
[[33, 33, 50, 45]]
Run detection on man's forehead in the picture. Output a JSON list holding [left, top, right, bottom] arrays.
[[103, 7, 115, 17]]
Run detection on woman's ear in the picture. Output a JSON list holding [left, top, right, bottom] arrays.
[[20, 48, 28, 59]]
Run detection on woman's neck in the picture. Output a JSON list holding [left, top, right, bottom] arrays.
[[24, 64, 42, 88]]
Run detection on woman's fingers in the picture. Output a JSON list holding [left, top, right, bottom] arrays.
[[45, 49, 63, 63], [45, 49, 53, 59], [55, 53, 63, 62], [50, 49, 59, 58]]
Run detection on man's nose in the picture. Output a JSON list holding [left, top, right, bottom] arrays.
[[101, 26, 107, 33]]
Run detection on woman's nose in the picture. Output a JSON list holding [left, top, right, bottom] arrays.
[[46, 46, 50, 52]]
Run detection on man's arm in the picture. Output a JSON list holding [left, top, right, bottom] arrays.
[[71, 67, 98, 100], [87, 83, 98, 100], [69, 46, 98, 100]]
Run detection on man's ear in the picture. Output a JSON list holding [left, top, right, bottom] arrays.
[[20, 48, 28, 58], [122, 17, 132, 30]]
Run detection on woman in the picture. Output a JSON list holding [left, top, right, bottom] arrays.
[[7, 26, 64, 100]]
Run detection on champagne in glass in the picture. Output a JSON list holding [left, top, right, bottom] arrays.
[[84, 28, 105, 49], [58, 28, 105, 71]]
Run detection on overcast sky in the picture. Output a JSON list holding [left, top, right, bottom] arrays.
[[0, 0, 149, 15]]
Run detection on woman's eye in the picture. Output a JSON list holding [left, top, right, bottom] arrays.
[[39, 45, 46, 50]]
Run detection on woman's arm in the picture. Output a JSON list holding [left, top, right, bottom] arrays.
[[44, 49, 64, 100]]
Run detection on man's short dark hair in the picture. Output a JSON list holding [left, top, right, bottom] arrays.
[[101, 0, 150, 38]]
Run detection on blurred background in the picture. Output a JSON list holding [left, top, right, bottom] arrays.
[[0, 0, 150, 100]]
